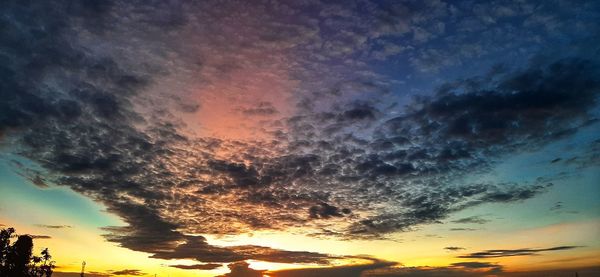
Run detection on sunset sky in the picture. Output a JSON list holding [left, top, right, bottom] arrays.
[[1, 0, 599, 276]]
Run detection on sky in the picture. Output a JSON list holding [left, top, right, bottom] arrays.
[[0, 0, 599, 276]]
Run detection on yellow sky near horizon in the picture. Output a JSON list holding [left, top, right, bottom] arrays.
[[3, 208, 599, 277]]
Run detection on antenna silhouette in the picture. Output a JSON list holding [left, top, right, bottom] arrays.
[[80, 261, 86, 277]]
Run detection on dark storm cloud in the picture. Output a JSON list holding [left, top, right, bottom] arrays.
[[458, 246, 581, 258]]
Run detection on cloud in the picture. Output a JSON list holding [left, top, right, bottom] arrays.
[[27, 174, 50, 188], [53, 272, 110, 277], [101, 203, 185, 255], [110, 269, 144, 276], [169, 263, 222, 270], [268, 260, 502, 277], [28, 235, 52, 239], [35, 225, 72, 229], [458, 246, 581, 258], [1, 0, 599, 266], [268, 258, 397, 277], [449, 228, 478, 232], [149, 235, 336, 264], [0, 1, 345, 265], [216, 261, 266, 277], [451, 262, 502, 272], [241, 102, 279, 116], [550, 201, 563, 211], [384, 59, 600, 157], [364, 263, 503, 276], [501, 266, 600, 277], [444, 247, 465, 251], [309, 202, 350, 219], [550, 158, 562, 163], [450, 216, 490, 224]]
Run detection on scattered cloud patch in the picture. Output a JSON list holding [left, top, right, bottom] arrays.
[[110, 269, 144, 276], [169, 263, 222, 270], [450, 216, 490, 225], [35, 225, 72, 229], [444, 246, 465, 251], [449, 228, 478, 232], [458, 246, 581, 258], [268, 258, 397, 277]]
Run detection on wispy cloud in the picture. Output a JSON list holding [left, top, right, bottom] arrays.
[[110, 269, 144, 276], [28, 235, 52, 239], [458, 246, 582, 258], [169, 263, 222, 270], [267, 258, 397, 277], [450, 216, 490, 225], [35, 225, 72, 229], [449, 228, 478, 232], [444, 246, 466, 251]]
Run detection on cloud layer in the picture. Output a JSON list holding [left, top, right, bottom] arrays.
[[1, 0, 599, 270]]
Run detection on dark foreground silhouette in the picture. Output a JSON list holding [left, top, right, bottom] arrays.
[[0, 227, 55, 277]]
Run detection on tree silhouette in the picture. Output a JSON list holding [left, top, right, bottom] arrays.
[[0, 227, 55, 277]]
